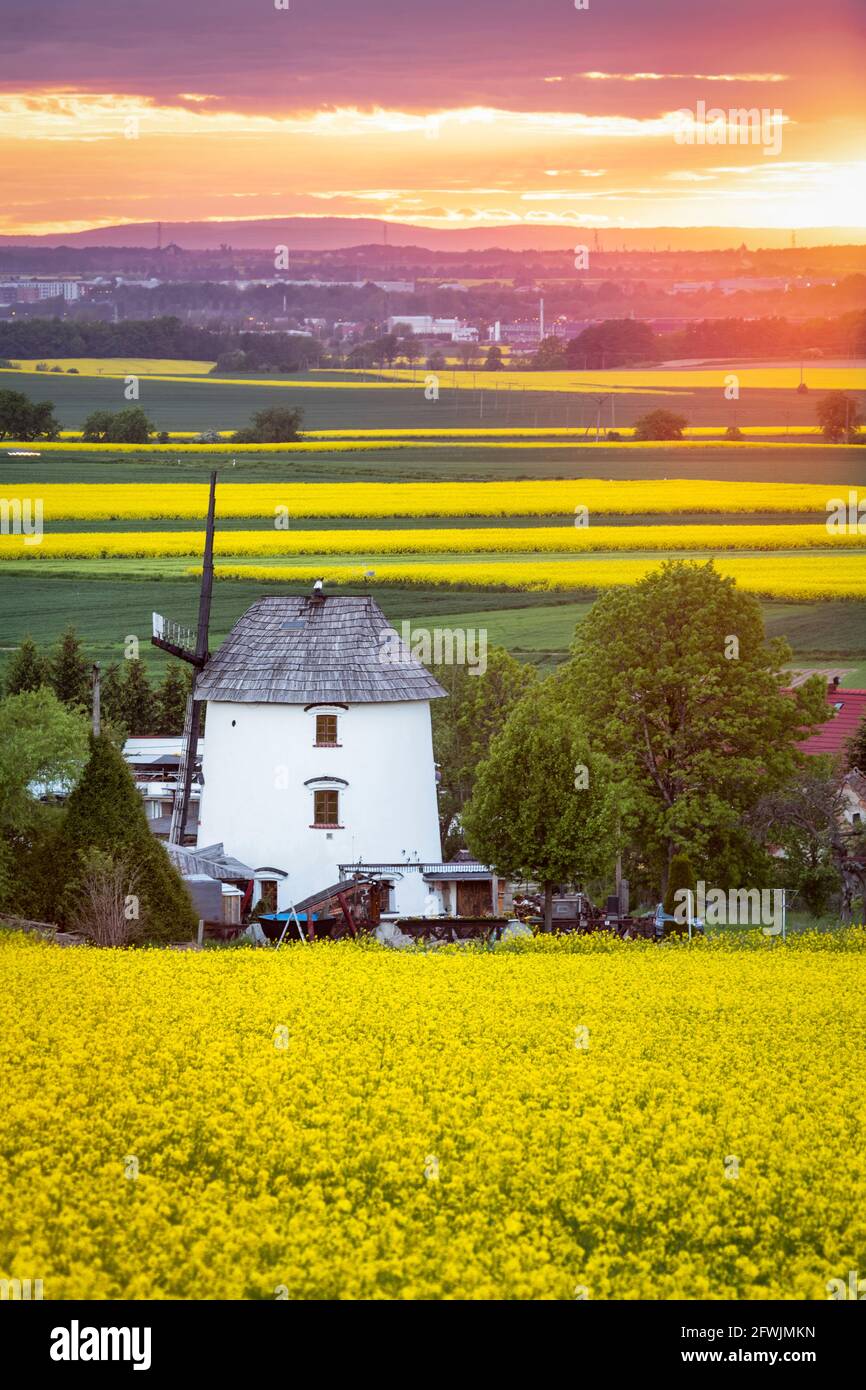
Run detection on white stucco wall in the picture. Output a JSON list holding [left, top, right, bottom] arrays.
[[196, 700, 442, 908]]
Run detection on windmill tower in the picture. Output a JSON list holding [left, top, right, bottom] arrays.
[[194, 589, 445, 907], [151, 470, 217, 843]]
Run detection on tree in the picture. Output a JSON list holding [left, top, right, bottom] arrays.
[[4, 636, 48, 695], [427, 351, 446, 371], [119, 659, 156, 736], [100, 662, 126, 732], [0, 389, 61, 441], [565, 319, 657, 370], [485, 345, 505, 370], [431, 646, 537, 855], [462, 676, 617, 931], [81, 407, 154, 443], [156, 664, 189, 735], [565, 560, 829, 891], [55, 734, 197, 942], [663, 853, 696, 922], [633, 409, 688, 441], [50, 626, 90, 708], [531, 336, 566, 370], [0, 687, 89, 832], [815, 391, 862, 443], [232, 406, 304, 443], [752, 761, 863, 920], [847, 713, 866, 771]]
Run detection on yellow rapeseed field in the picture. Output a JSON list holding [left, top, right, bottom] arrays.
[[2, 524, 862, 561], [1, 931, 864, 1300], [14, 480, 862, 521], [2, 359, 216, 376], [208, 555, 866, 600], [374, 366, 866, 392]]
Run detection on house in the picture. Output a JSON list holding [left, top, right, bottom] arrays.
[[841, 769, 866, 828], [123, 737, 203, 843], [797, 682, 866, 763], [337, 856, 513, 918], [194, 592, 446, 910]]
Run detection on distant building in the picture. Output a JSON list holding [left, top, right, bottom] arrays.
[[387, 315, 465, 338]]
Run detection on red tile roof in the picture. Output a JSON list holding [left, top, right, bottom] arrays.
[[798, 688, 866, 760]]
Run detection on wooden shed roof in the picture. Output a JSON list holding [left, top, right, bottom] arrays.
[[195, 595, 447, 705]]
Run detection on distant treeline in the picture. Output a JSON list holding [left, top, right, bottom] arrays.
[[0, 316, 326, 372], [0, 309, 863, 373], [538, 311, 866, 369]]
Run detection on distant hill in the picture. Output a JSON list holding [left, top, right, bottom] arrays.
[[1, 219, 863, 254]]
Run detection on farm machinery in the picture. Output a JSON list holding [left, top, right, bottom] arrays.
[[254, 877, 666, 945]]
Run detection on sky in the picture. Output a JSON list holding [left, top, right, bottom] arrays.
[[0, 0, 864, 238]]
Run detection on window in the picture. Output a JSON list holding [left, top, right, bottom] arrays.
[[313, 789, 340, 827], [259, 880, 278, 912], [315, 714, 338, 746]]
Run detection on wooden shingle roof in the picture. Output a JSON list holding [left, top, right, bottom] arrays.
[[195, 595, 447, 705]]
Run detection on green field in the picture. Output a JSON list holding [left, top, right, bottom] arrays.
[[0, 366, 838, 431], [1, 571, 863, 676], [3, 444, 863, 486]]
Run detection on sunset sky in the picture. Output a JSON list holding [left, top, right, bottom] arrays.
[[1, 0, 864, 237]]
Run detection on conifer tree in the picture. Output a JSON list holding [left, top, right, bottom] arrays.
[[120, 658, 156, 735], [56, 733, 197, 942], [4, 635, 48, 695], [100, 663, 126, 731], [157, 663, 189, 735], [50, 626, 90, 708]]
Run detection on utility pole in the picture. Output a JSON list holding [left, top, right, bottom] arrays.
[[91, 664, 101, 738], [152, 470, 218, 844]]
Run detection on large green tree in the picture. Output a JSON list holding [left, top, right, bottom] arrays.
[[81, 406, 154, 443], [565, 560, 828, 892], [462, 675, 617, 929], [0, 687, 89, 832], [431, 645, 537, 855], [0, 389, 61, 441], [55, 734, 197, 942]]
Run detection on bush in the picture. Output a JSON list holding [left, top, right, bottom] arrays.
[[633, 409, 688, 441], [66, 848, 144, 946], [232, 406, 304, 444]]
